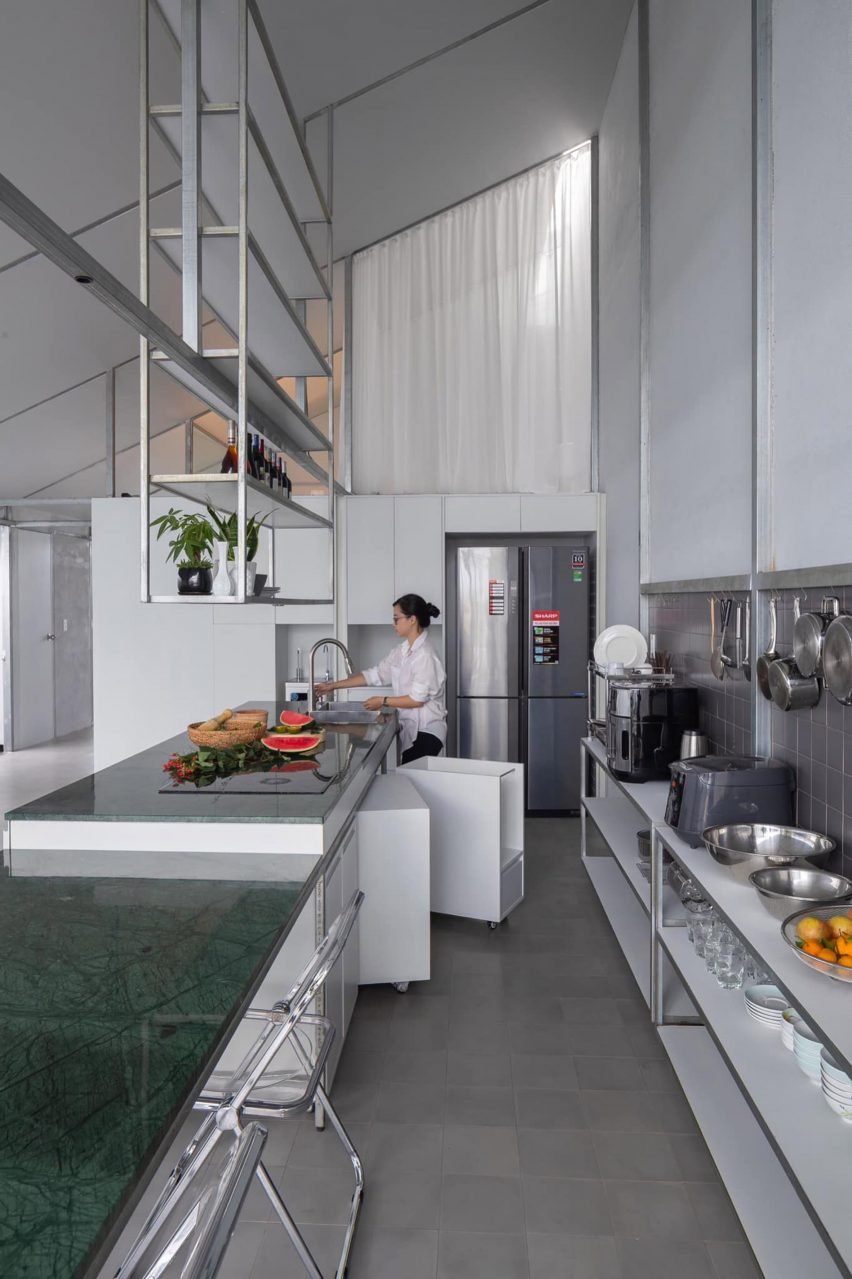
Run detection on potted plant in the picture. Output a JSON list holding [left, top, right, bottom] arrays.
[[206, 505, 270, 595], [150, 508, 215, 595]]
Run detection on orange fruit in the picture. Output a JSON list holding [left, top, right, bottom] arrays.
[[803, 940, 823, 956], [839, 956, 852, 968], [817, 947, 838, 963], [837, 937, 852, 956], [828, 916, 852, 938], [796, 916, 831, 943]]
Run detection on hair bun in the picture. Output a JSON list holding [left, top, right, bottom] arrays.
[[428, 603, 440, 619]]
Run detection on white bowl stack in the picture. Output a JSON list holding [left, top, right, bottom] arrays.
[[793, 1020, 824, 1084], [780, 1007, 801, 1052], [744, 984, 788, 1029], [820, 1049, 852, 1122]]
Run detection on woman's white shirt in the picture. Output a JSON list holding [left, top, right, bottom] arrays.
[[363, 632, 447, 753]]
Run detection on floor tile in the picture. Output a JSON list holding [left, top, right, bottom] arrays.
[[286, 1119, 370, 1170], [574, 1057, 643, 1092], [510, 1053, 579, 1091], [605, 1179, 702, 1239], [274, 1163, 357, 1225], [442, 1124, 520, 1177], [452, 950, 505, 975], [368, 1122, 444, 1175], [239, 1164, 286, 1223], [515, 1088, 588, 1130], [394, 994, 450, 1023], [451, 972, 508, 999], [385, 1018, 451, 1052], [624, 1024, 665, 1059], [668, 1133, 721, 1182], [521, 1176, 612, 1236], [560, 998, 625, 1025], [438, 1231, 529, 1279], [639, 1058, 679, 1092], [614, 1237, 716, 1279], [333, 1046, 386, 1087], [378, 1080, 447, 1124], [347, 1228, 439, 1279], [360, 1168, 443, 1230], [685, 1181, 746, 1242], [248, 1223, 347, 1279], [705, 1240, 764, 1278], [527, 1233, 622, 1279], [581, 1091, 697, 1134], [448, 1020, 512, 1054], [592, 1132, 681, 1182], [217, 1221, 265, 1279], [441, 1174, 525, 1233], [447, 1049, 513, 1087], [328, 1080, 380, 1123], [445, 1084, 515, 1127], [382, 1048, 448, 1085], [517, 1128, 599, 1179]]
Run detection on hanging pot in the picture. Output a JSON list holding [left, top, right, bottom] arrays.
[[756, 597, 779, 700], [793, 595, 839, 678], [823, 615, 852, 705], [768, 657, 820, 712]]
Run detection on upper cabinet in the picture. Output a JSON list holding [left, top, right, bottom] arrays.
[[345, 495, 444, 625], [520, 494, 599, 533], [444, 495, 521, 533], [394, 497, 443, 611]]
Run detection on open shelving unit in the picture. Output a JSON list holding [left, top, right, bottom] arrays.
[[581, 734, 850, 1277], [139, 0, 336, 602]]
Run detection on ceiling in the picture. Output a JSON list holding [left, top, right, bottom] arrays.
[[0, 0, 632, 497]]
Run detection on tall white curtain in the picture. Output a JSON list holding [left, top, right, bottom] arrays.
[[352, 145, 592, 494]]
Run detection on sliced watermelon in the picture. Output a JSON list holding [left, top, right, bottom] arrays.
[[262, 733, 324, 754], [269, 759, 320, 773], [279, 709, 316, 732]]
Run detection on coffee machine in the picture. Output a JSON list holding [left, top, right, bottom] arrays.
[[606, 679, 699, 783]]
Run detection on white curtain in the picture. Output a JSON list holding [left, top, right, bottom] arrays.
[[352, 145, 592, 494]]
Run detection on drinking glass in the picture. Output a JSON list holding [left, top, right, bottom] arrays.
[[684, 896, 712, 945], [717, 942, 746, 990]]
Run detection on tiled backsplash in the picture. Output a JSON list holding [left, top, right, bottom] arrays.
[[648, 592, 753, 757], [647, 586, 852, 876]]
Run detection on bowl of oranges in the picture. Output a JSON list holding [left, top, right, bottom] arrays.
[[782, 904, 852, 982]]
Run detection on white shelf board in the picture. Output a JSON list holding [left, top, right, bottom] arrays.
[[659, 1023, 845, 1278], [583, 795, 652, 912], [583, 735, 670, 825], [150, 474, 331, 529], [583, 858, 695, 1019], [657, 820, 852, 1078]]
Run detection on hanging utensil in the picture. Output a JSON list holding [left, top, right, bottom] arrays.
[[711, 599, 732, 680], [823, 614, 852, 704], [768, 657, 820, 712], [793, 595, 839, 678], [756, 597, 779, 700], [743, 598, 751, 681], [721, 602, 742, 671]]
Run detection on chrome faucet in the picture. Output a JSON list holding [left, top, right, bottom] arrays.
[[308, 637, 354, 712]]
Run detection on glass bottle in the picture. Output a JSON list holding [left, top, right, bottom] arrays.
[[220, 421, 238, 473]]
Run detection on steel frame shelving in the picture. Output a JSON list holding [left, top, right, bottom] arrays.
[[139, 0, 336, 603]]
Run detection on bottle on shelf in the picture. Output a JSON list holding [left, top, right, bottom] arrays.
[[282, 459, 292, 499], [268, 452, 278, 490], [251, 434, 262, 482], [220, 421, 238, 473]]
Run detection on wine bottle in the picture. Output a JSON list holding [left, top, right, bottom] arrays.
[[268, 451, 277, 490], [282, 459, 292, 499], [251, 433, 261, 481], [220, 421, 238, 473]]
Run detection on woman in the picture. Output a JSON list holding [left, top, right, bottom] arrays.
[[314, 593, 447, 764]]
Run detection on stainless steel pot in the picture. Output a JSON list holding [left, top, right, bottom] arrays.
[[767, 656, 820, 712], [823, 614, 852, 705], [793, 595, 839, 678], [755, 597, 779, 700]]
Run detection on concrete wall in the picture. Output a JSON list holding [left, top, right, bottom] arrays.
[[597, 6, 641, 627]]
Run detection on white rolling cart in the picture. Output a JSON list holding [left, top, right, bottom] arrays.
[[356, 773, 431, 992], [400, 757, 524, 927]]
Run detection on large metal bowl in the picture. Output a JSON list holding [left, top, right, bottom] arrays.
[[702, 824, 836, 884], [782, 905, 852, 984], [748, 866, 852, 921]]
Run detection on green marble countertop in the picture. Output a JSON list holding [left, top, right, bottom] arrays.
[[0, 852, 317, 1279], [6, 705, 397, 825]]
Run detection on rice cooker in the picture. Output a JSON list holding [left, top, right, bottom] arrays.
[[665, 755, 795, 848]]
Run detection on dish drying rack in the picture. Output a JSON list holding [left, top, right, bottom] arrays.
[[587, 660, 676, 743]]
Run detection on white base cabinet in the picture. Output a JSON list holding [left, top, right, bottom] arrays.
[[400, 756, 524, 925]]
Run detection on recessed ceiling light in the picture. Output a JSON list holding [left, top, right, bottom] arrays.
[[74, 273, 93, 284]]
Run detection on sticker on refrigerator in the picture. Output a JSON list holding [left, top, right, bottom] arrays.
[[532, 610, 560, 664], [488, 579, 505, 615], [571, 552, 586, 569]]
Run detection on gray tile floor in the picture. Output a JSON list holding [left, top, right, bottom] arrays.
[[223, 818, 763, 1279]]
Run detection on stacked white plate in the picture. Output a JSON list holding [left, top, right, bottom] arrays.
[[780, 1007, 801, 1052], [744, 984, 788, 1029], [821, 1049, 852, 1122], [793, 1020, 824, 1084]]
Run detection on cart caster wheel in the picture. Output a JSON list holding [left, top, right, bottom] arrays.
[[488, 921, 499, 930], [392, 981, 410, 993]]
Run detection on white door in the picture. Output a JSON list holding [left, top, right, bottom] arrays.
[[11, 530, 55, 749], [346, 497, 394, 624]]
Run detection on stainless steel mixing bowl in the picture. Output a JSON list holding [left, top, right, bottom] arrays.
[[748, 866, 852, 920], [702, 824, 836, 884]]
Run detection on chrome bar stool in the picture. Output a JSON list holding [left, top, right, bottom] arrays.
[[115, 1111, 268, 1278], [192, 889, 365, 1279]]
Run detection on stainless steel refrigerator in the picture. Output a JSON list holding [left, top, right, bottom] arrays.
[[452, 544, 590, 812]]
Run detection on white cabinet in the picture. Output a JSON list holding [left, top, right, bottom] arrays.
[[520, 494, 598, 533], [345, 497, 394, 625], [394, 496, 443, 612], [274, 496, 334, 624], [444, 494, 521, 533], [323, 822, 359, 1083]]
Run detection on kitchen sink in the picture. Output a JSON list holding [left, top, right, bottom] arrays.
[[312, 706, 381, 725]]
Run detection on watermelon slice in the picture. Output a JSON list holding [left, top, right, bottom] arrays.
[[262, 733, 324, 754], [269, 759, 320, 773], [279, 709, 316, 732]]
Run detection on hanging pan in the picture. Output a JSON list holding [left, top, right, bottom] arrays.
[[823, 614, 852, 705], [756, 597, 779, 700], [793, 595, 839, 678]]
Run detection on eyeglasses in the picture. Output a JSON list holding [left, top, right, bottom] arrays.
[[392, 615, 405, 625]]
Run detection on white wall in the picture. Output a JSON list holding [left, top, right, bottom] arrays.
[[646, 0, 752, 582], [598, 5, 640, 626], [769, 0, 852, 572]]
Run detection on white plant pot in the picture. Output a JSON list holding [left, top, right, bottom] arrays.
[[212, 541, 232, 596], [227, 561, 257, 596]]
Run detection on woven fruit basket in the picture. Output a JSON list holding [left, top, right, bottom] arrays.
[[228, 708, 269, 729], [187, 720, 267, 748]]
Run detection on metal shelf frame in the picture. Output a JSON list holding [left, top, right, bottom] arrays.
[[140, 0, 336, 604]]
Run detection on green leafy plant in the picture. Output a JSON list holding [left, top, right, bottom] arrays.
[[150, 508, 214, 567], [205, 505, 270, 562]]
